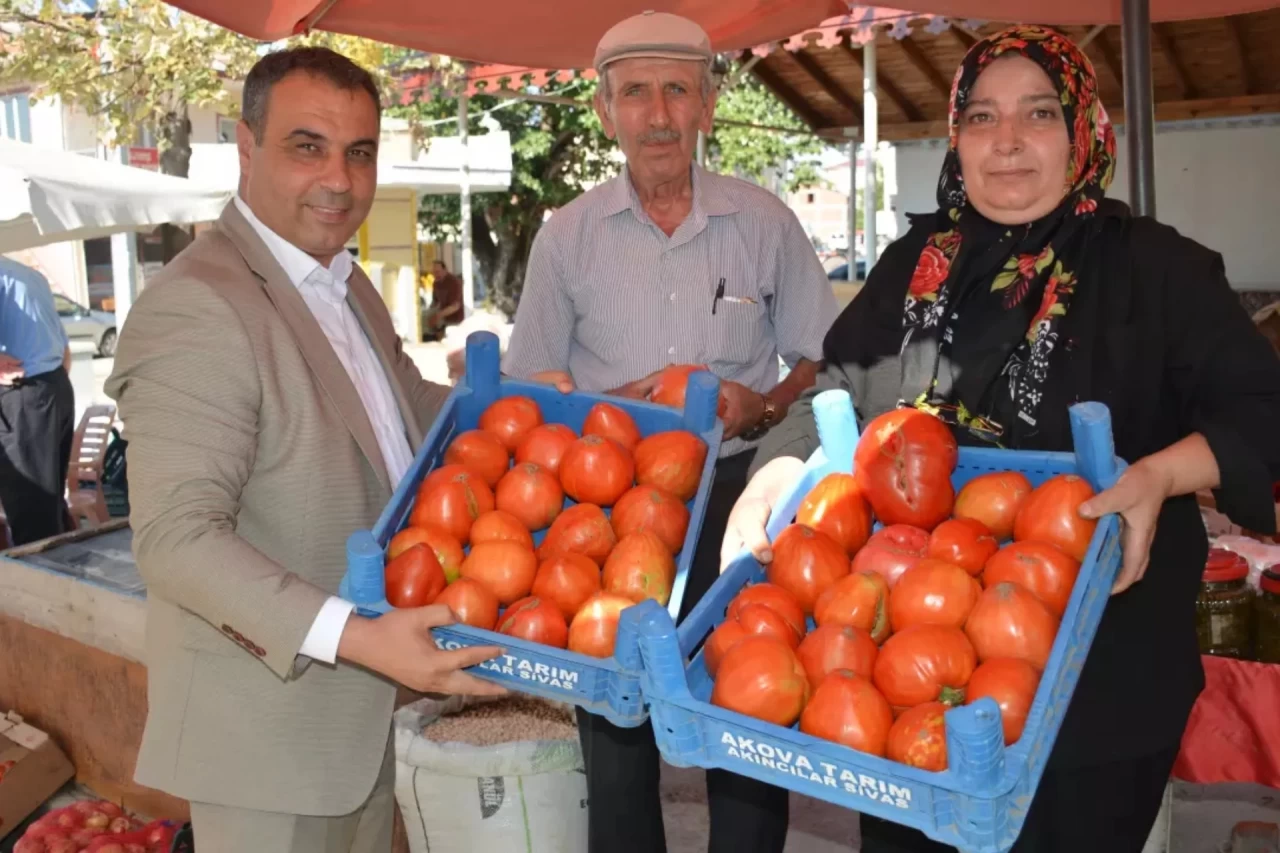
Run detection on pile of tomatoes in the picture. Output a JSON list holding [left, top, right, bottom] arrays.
[[14, 802, 176, 853], [707, 408, 1099, 773], [383, 389, 709, 659]]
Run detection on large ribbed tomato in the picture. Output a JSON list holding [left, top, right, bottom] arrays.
[[927, 518, 999, 577], [796, 624, 878, 690], [384, 544, 446, 608], [602, 531, 677, 606], [965, 582, 1059, 669], [515, 423, 578, 475], [953, 471, 1033, 541], [983, 541, 1080, 618], [966, 657, 1041, 745], [538, 503, 617, 565], [1013, 474, 1098, 562], [470, 509, 534, 550], [531, 553, 602, 620], [479, 395, 544, 452], [389, 524, 465, 583], [444, 429, 510, 487], [726, 583, 807, 640], [887, 702, 948, 771], [888, 558, 983, 633], [767, 524, 851, 613], [649, 364, 727, 415], [560, 435, 635, 507], [582, 401, 642, 451], [433, 578, 500, 630], [711, 636, 810, 726], [704, 619, 749, 677], [611, 484, 690, 553], [460, 541, 538, 605], [734, 603, 802, 650], [495, 462, 564, 531], [498, 596, 568, 648], [419, 463, 484, 498], [410, 470, 495, 544], [813, 571, 891, 644], [633, 430, 708, 502], [851, 524, 929, 588], [568, 593, 634, 658], [872, 624, 976, 708], [797, 472, 873, 556], [854, 409, 958, 530], [800, 671, 894, 756]]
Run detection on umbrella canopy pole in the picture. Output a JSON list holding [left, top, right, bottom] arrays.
[[110, 148, 140, 326], [846, 129, 858, 282], [862, 37, 879, 270], [458, 92, 475, 315], [1122, 0, 1157, 217]]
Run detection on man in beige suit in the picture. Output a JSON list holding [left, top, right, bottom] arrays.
[[106, 47, 503, 852]]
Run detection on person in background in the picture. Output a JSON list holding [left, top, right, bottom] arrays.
[[0, 256, 74, 546], [106, 47, 502, 853], [503, 11, 838, 852], [722, 26, 1280, 852], [423, 258, 463, 340]]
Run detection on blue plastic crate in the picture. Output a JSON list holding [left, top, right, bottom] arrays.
[[625, 391, 1126, 852], [339, 330, 723, 726]]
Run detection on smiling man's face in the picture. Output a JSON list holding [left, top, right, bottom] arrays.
[[237, 71, 379, 263]]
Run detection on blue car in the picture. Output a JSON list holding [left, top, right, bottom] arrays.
[[826, 261, 867, 282]]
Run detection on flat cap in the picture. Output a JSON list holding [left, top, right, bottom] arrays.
[[593, 11, 713, 71]]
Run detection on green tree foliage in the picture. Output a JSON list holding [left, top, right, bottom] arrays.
[[708, 65, 823, 193]]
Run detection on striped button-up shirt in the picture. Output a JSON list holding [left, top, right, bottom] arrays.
[[503, 165, 838, 457]]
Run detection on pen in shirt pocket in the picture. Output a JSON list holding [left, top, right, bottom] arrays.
[[710, 278, 757, 314]]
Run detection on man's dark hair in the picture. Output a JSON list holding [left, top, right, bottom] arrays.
[[432, 259, 449, 272], [241, 46, 381, 144]]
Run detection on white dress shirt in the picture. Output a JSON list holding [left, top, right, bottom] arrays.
[[235, 197, 414, 664]]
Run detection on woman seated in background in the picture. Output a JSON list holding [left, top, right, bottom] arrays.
[[722, 25, 1280, 853]]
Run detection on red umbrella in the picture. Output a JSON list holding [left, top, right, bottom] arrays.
[[871, 0, 1274, 21]]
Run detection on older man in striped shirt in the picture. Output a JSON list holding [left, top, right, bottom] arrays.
[[503, 12, 837, 853]]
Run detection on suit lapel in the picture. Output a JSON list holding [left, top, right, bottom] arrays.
[[345, 266, 426, 451], [217, 203, 392, 494]]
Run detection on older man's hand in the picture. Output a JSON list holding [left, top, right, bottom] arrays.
[[531, 370, 575, 394], [719, 380, 766, 439], [0, 353, 24, 386]]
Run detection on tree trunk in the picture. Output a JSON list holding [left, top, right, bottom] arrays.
[[156, 104, 194, 263]]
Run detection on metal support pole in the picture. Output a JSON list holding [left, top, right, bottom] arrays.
[[846, 130, 859, 281], [862, 38, 879, 270], [110, 146, 139, 326], [1122, 0, 1156, 217], [458, 91, 475, 314], [696, 131, 706, 167]]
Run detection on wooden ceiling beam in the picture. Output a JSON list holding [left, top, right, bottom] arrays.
[[839, 40, 925, 122], [749, 58, 831, 130], [1153, 23, 1198, 100], [899, 33, 953, 100], [950, 26, 976, 51], [1095, 27, 1124, 87], [787, 49, 862, 123], [1225, 15, 1255, 95]]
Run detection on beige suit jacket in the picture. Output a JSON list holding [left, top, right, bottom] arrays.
[[106, 203, 449, 816]]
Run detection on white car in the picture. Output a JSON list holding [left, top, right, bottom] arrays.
[[55, 293, 117, 357]]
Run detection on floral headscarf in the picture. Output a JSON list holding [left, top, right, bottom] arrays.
[[898, 25, 1117, 446]]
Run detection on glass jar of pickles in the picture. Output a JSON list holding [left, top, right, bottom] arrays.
[[1253, 566, 1280, 664], [1195, 548, 1253, 659]]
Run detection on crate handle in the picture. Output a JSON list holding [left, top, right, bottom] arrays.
[[626, 598, 692, 701], [813, 389, 860, 474], [683, 371, 722, 434], [345, 530, 385, 605], [1068, 402, 1120, 492], [464, 330, 502, 412]]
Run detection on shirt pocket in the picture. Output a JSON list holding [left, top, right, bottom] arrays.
[[705, 258, 770, 368]]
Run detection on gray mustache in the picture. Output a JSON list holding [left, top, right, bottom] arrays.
[[638, 129, 681, 145]]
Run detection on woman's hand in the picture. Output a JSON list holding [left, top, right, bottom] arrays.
[[720, 456, 806, 572], [1079, 460, 1175, 595]]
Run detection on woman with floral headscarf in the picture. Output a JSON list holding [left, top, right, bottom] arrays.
[[723, 26, 1280, 851]]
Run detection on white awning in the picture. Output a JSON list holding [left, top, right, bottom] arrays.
[[0, 138, 233, 253]]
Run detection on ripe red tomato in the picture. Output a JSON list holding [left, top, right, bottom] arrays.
[[799, 671, 894, 757], [433, 578, 500, 630], [419, 463, 486, 498], [983, 541, 1081, 618], [410, 473, 495, 544], [735, 603, 802, 650], [460, 540, 538, 604], [796, 624, 878, 690], [444, 429, 510, 487], [384, 544, 446, 608], [495, 462, 564, 531], [538, 503, 617, 565], [582, 401, 642, 451], [954, 471, 1033, 541], [633, 430, 708, 502], [532, 553, 602, 620], [515, 423, 578, 475], [611, 484, 690, 553], [726, 583, 806, 640], [710, 635, 810, 726], [479, 395, 544, 452], [887, 702, 948, 771], [966, 657, 1041, 745], [767, 524, 851, 613], [965, 582, 1059, 669], [568, 593, 634, 658], [470, 510, 535, 550], [813, 571, 891, 644], [704, 618, 750, 677], [390, 524, 465, 583], [854, 409, 958, 530], [602, 531, 677, 605], [872, 624, 976, 708], [888, 558, 983, 633], [1013, 474, 1098, 562], [927, 518, 999, 576], [498, 596, 568, 648], [796, 473, 873, 556], [851, 524, 929, 588], [560, 435, 635, 507], [650, 364, 728, 415]]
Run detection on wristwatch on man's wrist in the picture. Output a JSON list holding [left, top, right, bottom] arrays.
[[740, 393, 779, 441]]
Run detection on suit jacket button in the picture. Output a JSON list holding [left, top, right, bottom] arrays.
[[253, 645, 266, 657], [222, 624, 234, 635]]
